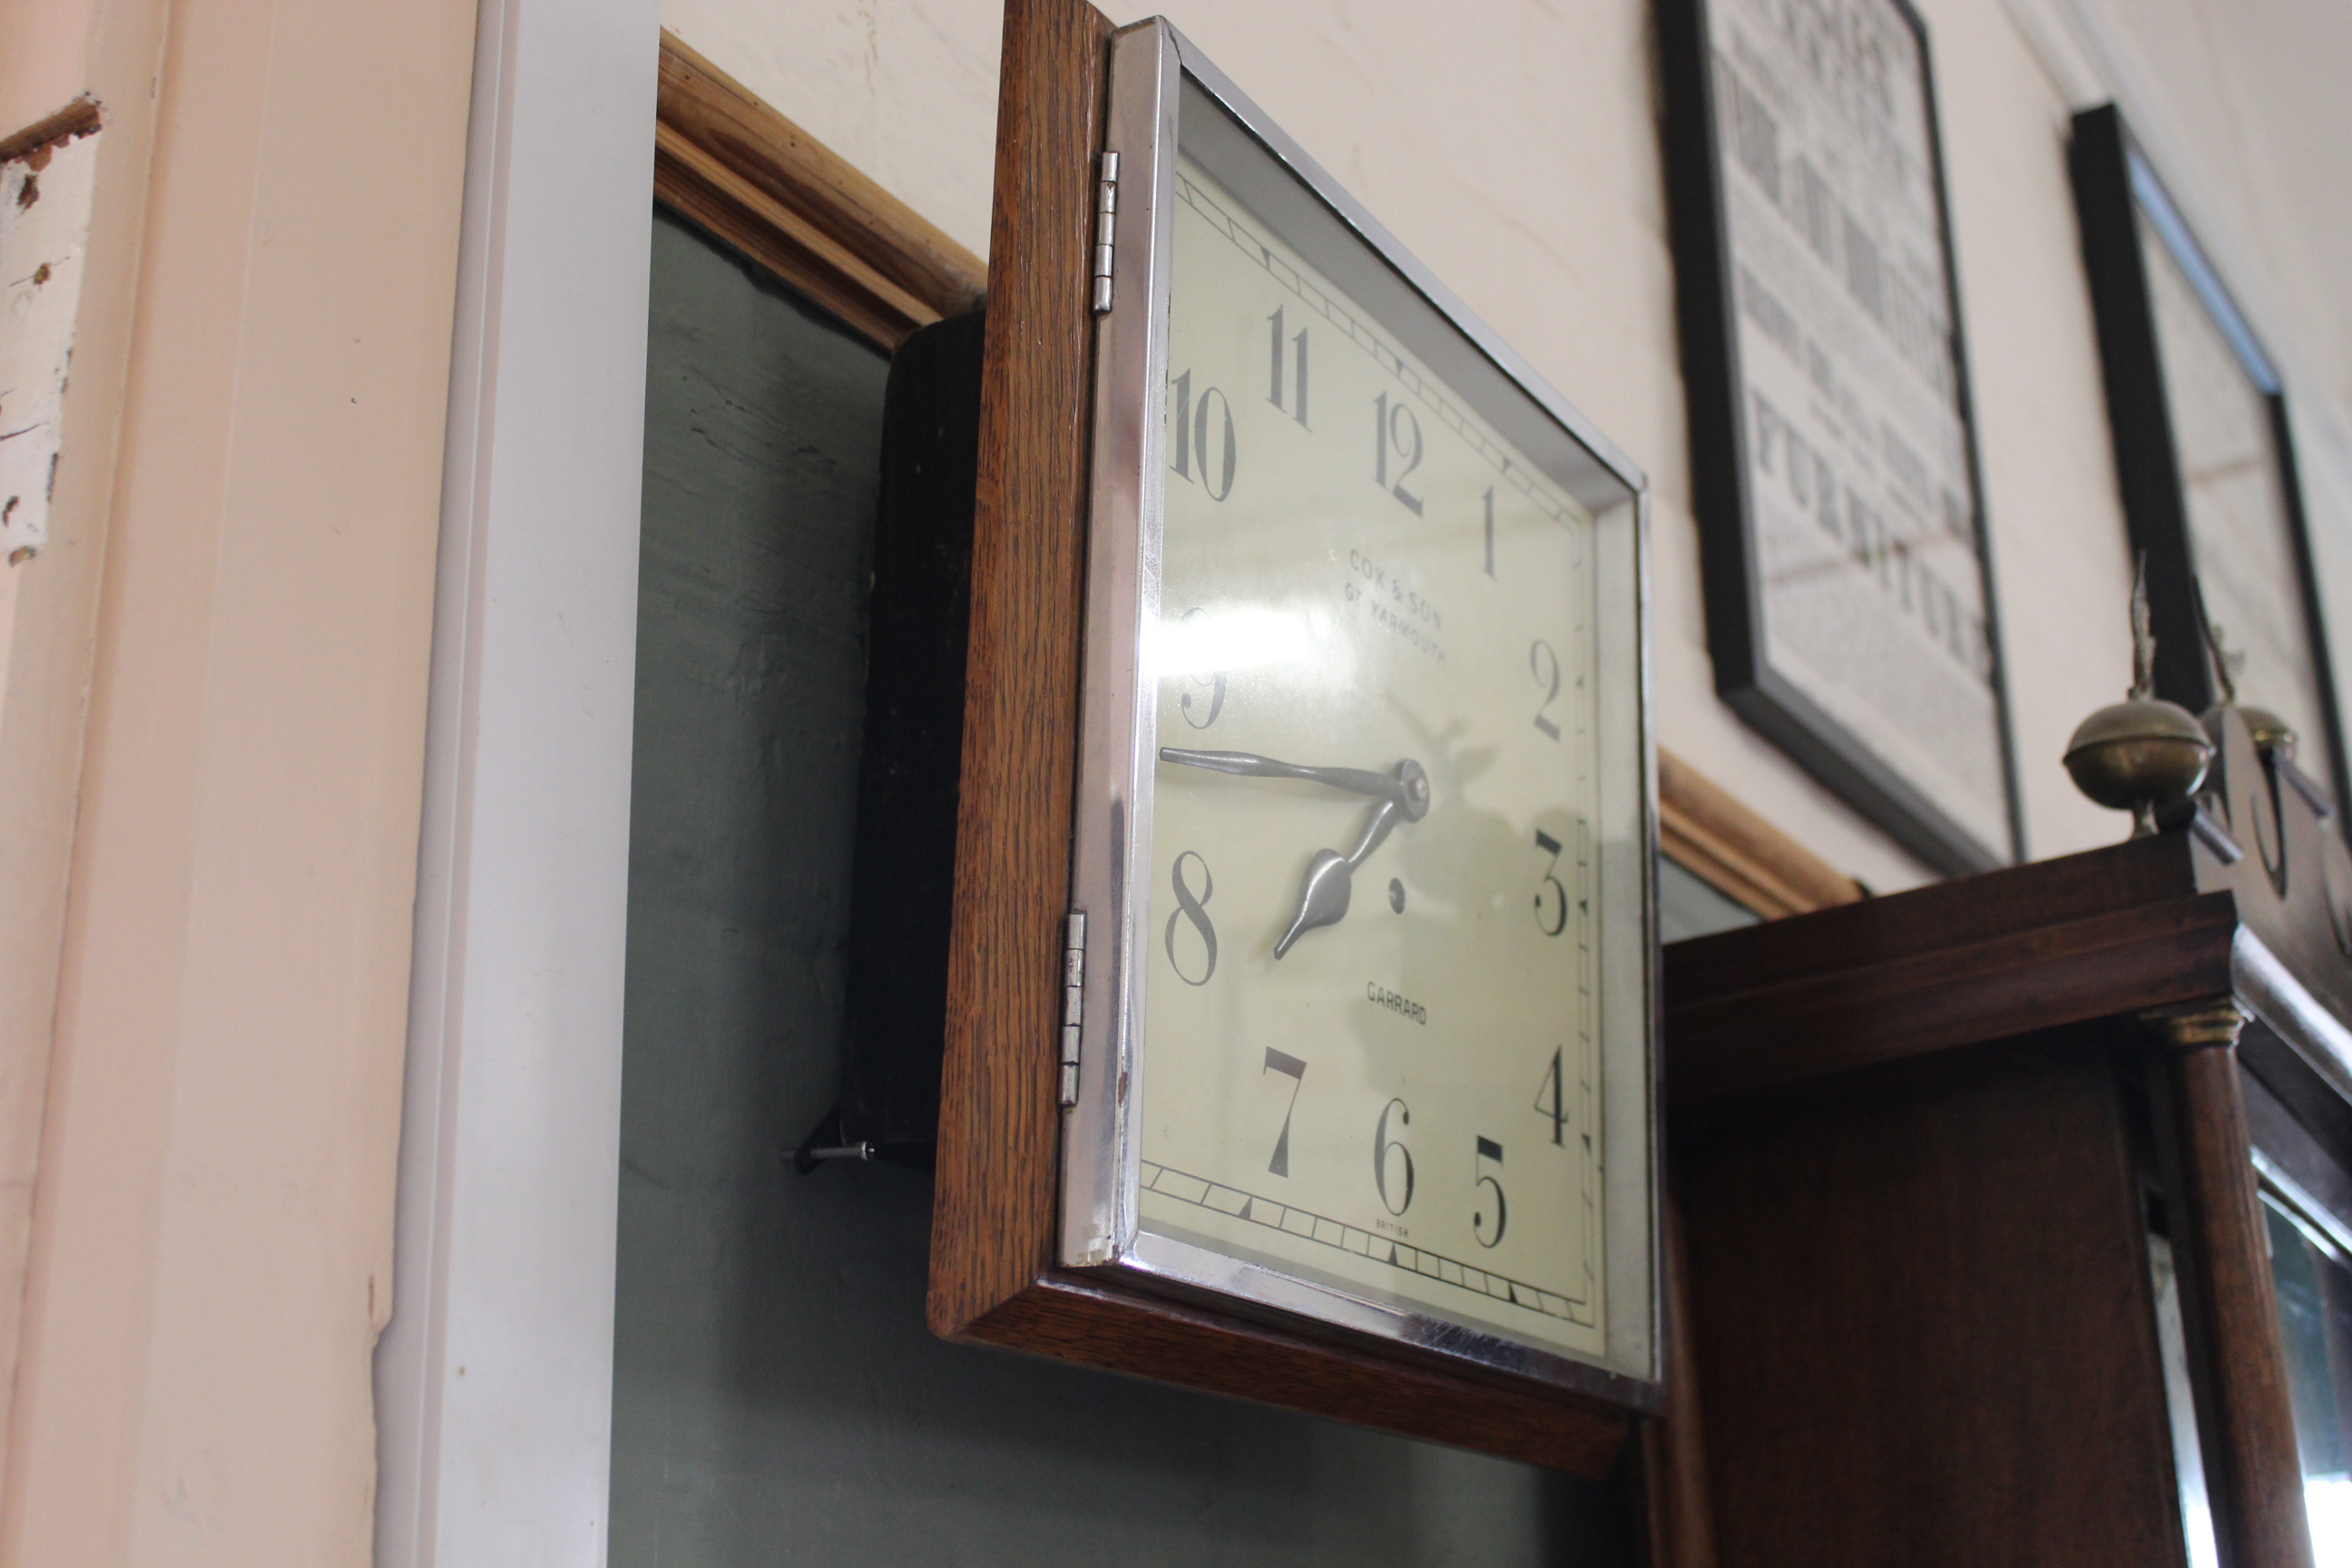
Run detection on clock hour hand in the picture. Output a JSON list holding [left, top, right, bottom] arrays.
[[1275, 792, 1406, 958]]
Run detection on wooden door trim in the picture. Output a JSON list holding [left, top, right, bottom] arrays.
[[1660, 748, 1861, 919], [652, 30, 986, 349]]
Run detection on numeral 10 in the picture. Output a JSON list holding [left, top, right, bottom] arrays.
[[1170, 369, 1236, 502]]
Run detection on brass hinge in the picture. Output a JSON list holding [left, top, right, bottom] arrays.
[[1091, 152, 1119, 313], [1059, 911, 1087, 1105]]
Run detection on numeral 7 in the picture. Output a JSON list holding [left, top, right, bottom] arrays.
[[1264, 1047, 1308, 1176]]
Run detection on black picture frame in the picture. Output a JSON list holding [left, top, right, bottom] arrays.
[[2069, 103, 2347, 799], [1658, 0, 2022, 877]]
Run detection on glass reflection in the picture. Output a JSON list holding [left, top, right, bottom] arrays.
[[2262, 1189, 2352, 1563]]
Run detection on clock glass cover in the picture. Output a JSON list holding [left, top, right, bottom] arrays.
[[1063, 21, 1656, 1396]]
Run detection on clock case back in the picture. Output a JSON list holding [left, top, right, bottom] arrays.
[[1060, 18, 1661, 1401]]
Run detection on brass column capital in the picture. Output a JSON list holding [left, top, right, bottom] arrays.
[[2139, 997, 2249, 1051]]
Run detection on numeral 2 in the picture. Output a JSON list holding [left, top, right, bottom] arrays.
[[1372, 392, 1424, 514], [1268, 307, 1309, 427], [1171, 369, 1237, 501], [1530, 639, 1562, 740], [1262, 1048, 1307, 1176]]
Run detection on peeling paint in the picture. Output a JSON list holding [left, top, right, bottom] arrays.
[[0, 125, 98, 564]]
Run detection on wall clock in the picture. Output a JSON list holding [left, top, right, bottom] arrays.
[[929, 0, 1658, 1471]]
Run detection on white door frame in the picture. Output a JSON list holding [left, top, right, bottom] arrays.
[[373, 0, 662, 1561]]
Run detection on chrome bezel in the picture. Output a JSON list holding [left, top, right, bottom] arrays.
[[1059, 17, 1660, 1402]]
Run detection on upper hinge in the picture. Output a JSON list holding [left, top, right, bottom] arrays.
[[1090, 152, 1119, 314], [1058, 911, 1087, 1105]]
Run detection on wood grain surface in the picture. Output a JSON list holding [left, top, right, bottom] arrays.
[[2155, 1035, 2318, 1568], [928, 0, 1110, 1339], [653, 31, 985, 349], [962, 1275, 1635, 1473], [1638, 1191, 1718, 1568], [1667, 833, 2235, 1106], [1679, 1044, 2191, 1567]]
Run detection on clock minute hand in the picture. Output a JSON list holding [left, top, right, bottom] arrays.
[[1158, 748, 1420, 811]]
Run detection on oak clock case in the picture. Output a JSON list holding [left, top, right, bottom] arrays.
[[1061, 20, 1658, 1404]]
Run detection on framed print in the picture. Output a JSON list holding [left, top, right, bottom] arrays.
[[1659, 0, 2021, 876], [2070, 103, 2347, 798]]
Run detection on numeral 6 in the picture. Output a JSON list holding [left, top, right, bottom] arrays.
[[1373, 1097, 1415, 1216]]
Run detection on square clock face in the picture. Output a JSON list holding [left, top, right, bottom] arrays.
[[1063, 20, 1656, 1398]]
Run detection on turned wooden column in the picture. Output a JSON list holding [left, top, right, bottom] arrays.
[[1641, 1190, 1718, 1568], [2145, 1000, 2316, 1568]]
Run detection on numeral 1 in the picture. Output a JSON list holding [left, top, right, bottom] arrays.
[[1268, 307, 1308, 427], [1171, 368, 1191, 479], [1483, 486, 1496, 577]]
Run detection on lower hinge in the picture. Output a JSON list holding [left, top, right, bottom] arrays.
[[1059, 910, 1086, 1105]]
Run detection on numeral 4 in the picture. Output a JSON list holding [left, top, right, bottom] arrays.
[[1533, 1048, 1567, 1147]]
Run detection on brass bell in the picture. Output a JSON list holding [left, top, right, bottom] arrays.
[[2236, 706, 2296, 759], [2063, 699, 2211, 830], [2064, 556, 2214, 836]]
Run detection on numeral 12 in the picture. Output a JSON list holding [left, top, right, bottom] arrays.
[[1372, 392, 1425, 514]]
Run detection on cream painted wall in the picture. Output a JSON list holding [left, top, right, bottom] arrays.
[[0, 0, 168, 1511], [0, 0, 478, 1562], [666, 0, 2156, 886], [2005, 0, 2352, 797]]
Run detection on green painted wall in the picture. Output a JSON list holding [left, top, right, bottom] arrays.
[[611, 206, 1639, 1567]]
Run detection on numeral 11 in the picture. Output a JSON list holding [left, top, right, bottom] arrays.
[[1267, 307, 1308, 427]]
